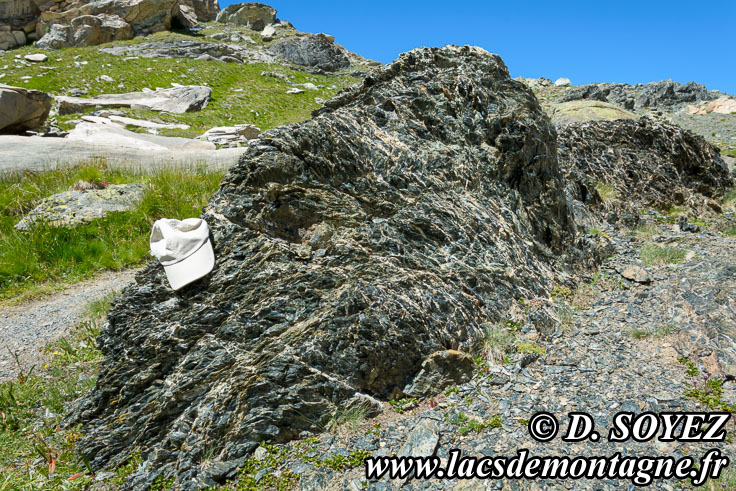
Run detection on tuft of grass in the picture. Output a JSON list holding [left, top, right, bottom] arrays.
[[0, 161, 224, 300], [326, 406, 368, 434], [640, 243, 687, 266], [483, 322, 515, 363], [629, 328, 651, 339], [595, 182, 618, 202], [516, 342, 546, 355]]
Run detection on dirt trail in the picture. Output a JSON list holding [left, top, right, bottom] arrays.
[[0, 269, 137, 381]]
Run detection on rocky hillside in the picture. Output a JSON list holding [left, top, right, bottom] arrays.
[[61, 44, 736, 489], [521, 77, 736, 170], [0, 2, 381, 170]]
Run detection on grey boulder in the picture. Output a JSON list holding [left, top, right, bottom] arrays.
[[55, 85, 212, 114], [0, 84, 52, 133], [268, 33, 350, 72], [216, 2, 276, 30], [15, 183, 146, 230]]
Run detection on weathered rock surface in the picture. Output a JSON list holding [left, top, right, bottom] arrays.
[[198, 123, 260, 147], [100, 39, 277, 64], [559, 80, 721, 110], [67, 45, 584, 487], [34, 0, 218, 49], [67, 121, 215, 150], [15, 182, 146, 230], [215, 2, 275, 29], [549, 99, 636, 125], [558, 117, 733, 220], [0, 133, 247, 172], [268, 33, 350, 72], [687, 95, 736, 115], [0, 83, 52, 133], [403, 350, 476, 397], [56, 85, 211, 114]]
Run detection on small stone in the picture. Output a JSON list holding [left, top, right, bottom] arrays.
[[24, 53, 48, 62], [619, 265, 651, 284], [554, 77, 572, 87]]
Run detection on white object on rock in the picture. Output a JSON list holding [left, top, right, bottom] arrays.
[[150, 218, 215, 290], [554, 77, 572, 87]]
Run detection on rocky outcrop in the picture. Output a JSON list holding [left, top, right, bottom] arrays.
[[198, 124, 260, 147], [67, 121, 215, 150], [268, 33, 350, 72], [559, 80, 721, 110], [36, 13, 133, 48], [15, 182, 146, 230], [67, 45, 583, 487], [558, 117, 734, 219], [549, 100, 636, 125], [56, 85, 211, 114], [33, 0, 218, 49], [100, 39, 277, 64], [687, 96, 736, 115], [0, 84, 51, 133], [215, 2, 275, 29]]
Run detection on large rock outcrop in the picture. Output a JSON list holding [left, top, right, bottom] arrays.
[[215, 1, 274, 29], [0, 84, 51, 133], [558, 117, 733, 218], [55, 85, 212, 114], [268, 33, 351, 72], [68, 45, 581, 487], [559, 80, 721, 110], [34, 0, 218, 49]]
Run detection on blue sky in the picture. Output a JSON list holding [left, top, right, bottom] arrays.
[[223, 0, 736, 94]]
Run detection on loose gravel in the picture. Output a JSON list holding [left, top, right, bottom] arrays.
[[0, 269, 137, 381]]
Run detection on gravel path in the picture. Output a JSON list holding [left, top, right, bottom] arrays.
[[0, 269, 137, 381]]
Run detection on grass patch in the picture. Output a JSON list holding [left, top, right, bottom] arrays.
[[0, 294, 116, 488], [640, 243, 687, 266], [0, 33, 361, 139], [595, 182, 618, 202], [724, 188, 736, 212], [516, 342, 546, 355], [483, 322, 515, 363], [326, 406, 368, 434], [629, 324, 674, 339], [0, 161, 224, 301]]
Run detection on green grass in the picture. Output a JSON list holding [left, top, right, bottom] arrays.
[[0, 295, 116, 488], [629, 324, 674, 340], [516, 342, 546, 355], [0, 31, 362, 139], [595, 182, 618, 202], [640, 242, 687, 266], [483, 322, 515, 363], [0, 161, 224, 301], [724, 188, 736, 212]]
